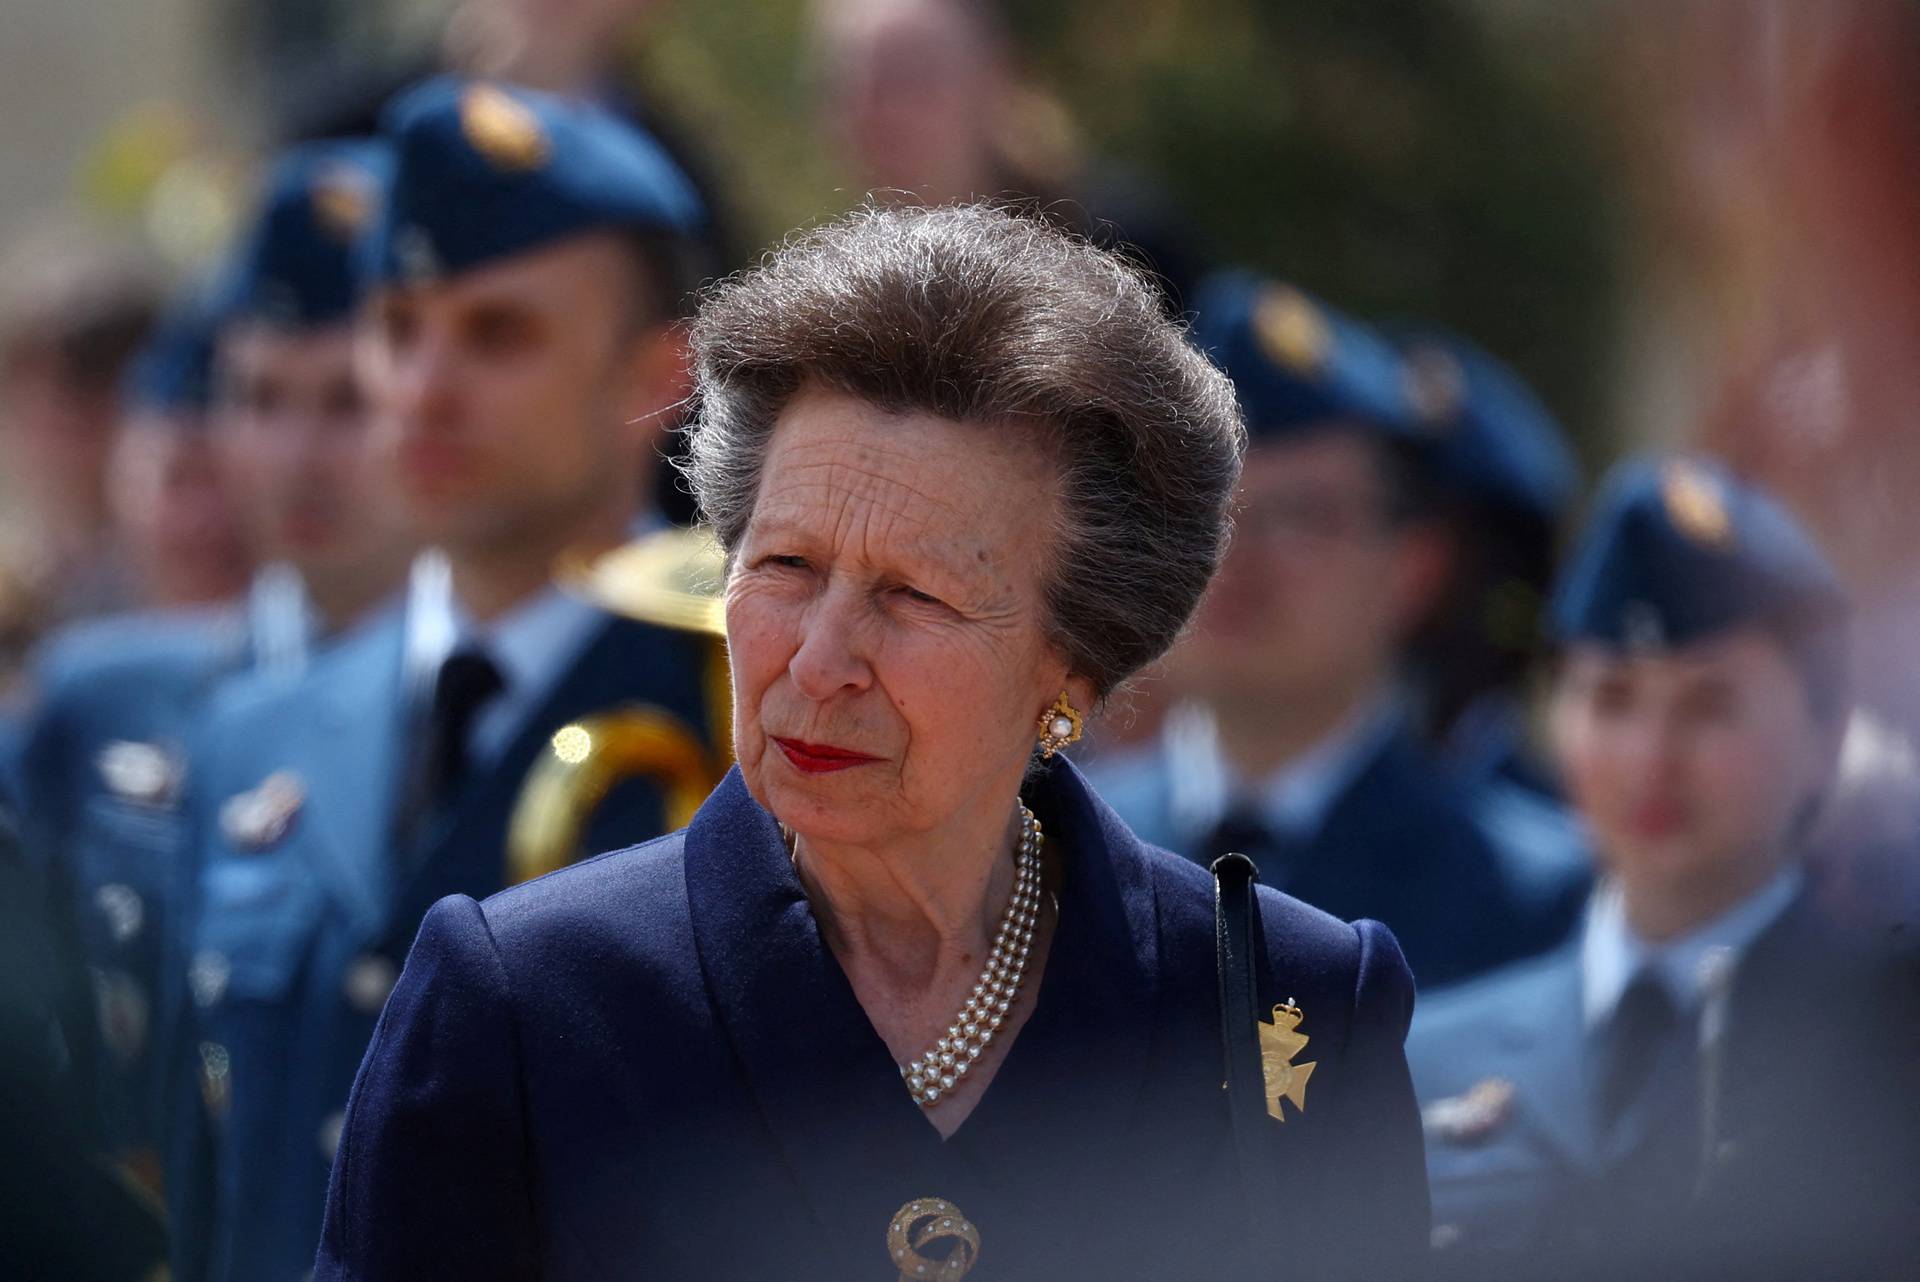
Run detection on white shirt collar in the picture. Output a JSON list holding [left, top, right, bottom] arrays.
[[400, 549, 606, 767], [1580, 864, 1802, 1031], [1165, 687, 1403, 845], [247, 562, 319, 678]]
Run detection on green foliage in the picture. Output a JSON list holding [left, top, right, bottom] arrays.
[[639, 0, 1616, 454]]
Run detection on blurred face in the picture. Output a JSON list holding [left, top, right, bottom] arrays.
[[815, 0, 1000, 200], [1181, 430, 1442, 707], [726, 387, 1082, 849], [217, 324, 407, 590], [359, 234, 655, 556], [2, 353, 118, 528], [107, 414, 250, 607], [1551, 629, 1834, 917]]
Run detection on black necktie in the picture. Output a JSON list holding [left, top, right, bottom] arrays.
[[425, 648, 504, 810], [1598, 972, 1682, 1133]]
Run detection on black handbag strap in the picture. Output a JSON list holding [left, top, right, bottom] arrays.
[[1211, 851, 1281, 1238]]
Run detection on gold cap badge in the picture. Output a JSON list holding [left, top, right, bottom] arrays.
[[1252, 285, 1331, 376], [1662, 460, 1733, 547], [311, 162, 374, 243], [1257, 999, 1317, 1121], [461, 84, 549, 172], [1402, 344, 1466, 431]]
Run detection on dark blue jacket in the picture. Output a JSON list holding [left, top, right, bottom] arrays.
[[1409, 887, 1920, 1280], [167, 601, 714, 1282], [313, 760, 1430, 1281]]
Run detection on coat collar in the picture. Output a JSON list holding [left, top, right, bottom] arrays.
[[680, 757, 1163, 1243]]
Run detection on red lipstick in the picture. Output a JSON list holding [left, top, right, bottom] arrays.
[[773, 737, 881, 775]]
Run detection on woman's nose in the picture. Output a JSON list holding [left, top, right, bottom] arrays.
[[787, 587, 873, 701]]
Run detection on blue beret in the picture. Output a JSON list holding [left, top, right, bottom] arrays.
[[121, 288, 225, 417], [1551, 454, 1844, 650], [222, 139, 390, 328], [367, 77, 707, 285], [1389, 328, 1580, 524], [1191, 272, 1422, 446]]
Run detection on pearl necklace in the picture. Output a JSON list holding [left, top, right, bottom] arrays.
[[900, 804, 1044, 1108]]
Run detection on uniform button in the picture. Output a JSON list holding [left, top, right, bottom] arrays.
[[342, 955, 399, 1013], [198, 1041, 232, 1118], [318, 1109, 346, 1163], [93, 968, 150, 1062], [189, 951, 231, 1007], [94, 883, 145, 943]]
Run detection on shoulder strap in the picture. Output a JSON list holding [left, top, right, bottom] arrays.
[[1211, 851, 1281, 1236]]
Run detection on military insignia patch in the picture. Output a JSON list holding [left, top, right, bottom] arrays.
[[1257, 999, 1317, 1121], [96, 739, 183, 808], [461, 83, 549, 172], [219, 770, 305, 851], [311, 161, 375, 243], [1662, 461, 1733, 547], [1252, 285, 1331, 376], [1421, 1076, 1517, 1145], [887, 1198, 980, 1281]]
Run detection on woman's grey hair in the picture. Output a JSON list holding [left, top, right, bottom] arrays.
[[680, 202, 1245, 698]]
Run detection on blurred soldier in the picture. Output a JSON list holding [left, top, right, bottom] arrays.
[[0, 229, 159, 694], [166, 79, 719, 1282], [1411, 456, 1920, 1279], [1394, 327, 1582, 797], [808, 0, 1205, 311], [1392, 326, 1594, 919], [1085, 272, 1586, 989], [108, 318, 252, 611], [14, 138, 403, 1191], [0, 799, 169, 1282]]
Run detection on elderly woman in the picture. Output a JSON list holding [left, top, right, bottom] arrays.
[[314, 204, 1428, 1281]]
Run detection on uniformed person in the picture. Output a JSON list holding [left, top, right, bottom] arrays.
[[14, 138, 405, 1190], [1084, 272, 1587, 989], [165, 79, 722, 1282], [1409, 454, 1920, 1279]]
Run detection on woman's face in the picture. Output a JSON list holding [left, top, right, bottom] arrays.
[[1550, 628, 1834, 909], [726, 386, 1079, 848]]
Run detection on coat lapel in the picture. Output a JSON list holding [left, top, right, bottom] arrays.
[[1486, 948, 1603, 1171]]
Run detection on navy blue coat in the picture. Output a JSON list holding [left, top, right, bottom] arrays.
[[1409, 888, 1920, 1280], [15, 604, 251, 1161], [313, 760, 1429, 1281], [1095, 725, 1587, 991], [168, 603, 715, 1282]]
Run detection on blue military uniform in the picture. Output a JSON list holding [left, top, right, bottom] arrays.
[[1408, 455, 1920, 1278], [312, 758, 1430, 1281], [10, 290, 310, 1173], [1087, 275, 1586, 990], [164, 81, 721, 1282]]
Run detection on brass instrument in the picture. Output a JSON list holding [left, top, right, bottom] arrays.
[[505, 526, 733, 884]]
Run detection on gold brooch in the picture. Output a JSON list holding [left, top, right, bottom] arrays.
[[461, 84, 549, 172], [1257, 999, 1317, 1122], [887, 1198, 979, 1281]]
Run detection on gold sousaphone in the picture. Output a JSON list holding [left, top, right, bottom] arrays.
[[505, 526, 733, 884]]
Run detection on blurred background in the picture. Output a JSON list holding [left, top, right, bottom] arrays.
[[7, 0, 1920, 734]]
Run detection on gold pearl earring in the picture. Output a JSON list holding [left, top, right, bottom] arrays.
[[1036, 691, 1084, 759]]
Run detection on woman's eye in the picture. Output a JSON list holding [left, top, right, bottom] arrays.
[[766, 555, 810, 570], [897, 585, 943, 606]]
